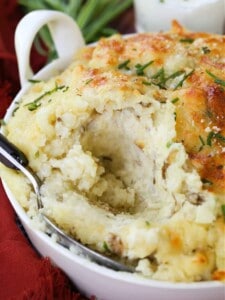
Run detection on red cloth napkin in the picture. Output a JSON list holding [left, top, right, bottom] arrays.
[[0, 1, 89, 299]]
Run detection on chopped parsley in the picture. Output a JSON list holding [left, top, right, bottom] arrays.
[[206, 70, 225, 87], [135, 60, 154, 76]]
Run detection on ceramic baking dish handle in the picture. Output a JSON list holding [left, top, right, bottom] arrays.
[[15, 10, 85, 87]]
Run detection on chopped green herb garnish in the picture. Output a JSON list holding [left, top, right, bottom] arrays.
[[25, 83, 68, 111], [101, 155, 112, 161], [26, 102, 42, 111], [12, 106, 19, 116], [206, 109, 213, 119], [221, 204, 225, 219], [151, 67, 166, 89], [206, 70, 225, 87], [202, 178, 213, 185], [214, 132, 225, 144], [118, 59, 130, 70], [199, 135, 205, 146], [171, 97, 179, 104], [174, 70, 194, 90], [180, 38, 194, 44], [85, 78, 93, 85], [135, 60, 154, 76], [207, 131, 225, 146], [142, 80, 152, 86], [28, 79, 42, 83], [151, 67, 165, 80], [34, 151, 40, 158], [159, 0, 165, 3], [198, 135, 205, 151], [202, 46, 211, 54], [174, 112, 177, 121], [166, 70, 185, 81], [145, 221, 151, 226], [0, 119, 6, 126], [103, 241, 110, 252], [166, 141, 173, 148], [206, 131, 215, 146]]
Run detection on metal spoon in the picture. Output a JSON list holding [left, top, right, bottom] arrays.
[[0, 132, 134, 273]]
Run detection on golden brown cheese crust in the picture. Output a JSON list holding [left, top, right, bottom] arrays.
[[80, 20, 225, 196]]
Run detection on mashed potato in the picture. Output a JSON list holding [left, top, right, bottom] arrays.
[[1, 21, 225, 282]]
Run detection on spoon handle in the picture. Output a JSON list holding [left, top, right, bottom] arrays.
[[0, 133, 28, 170]]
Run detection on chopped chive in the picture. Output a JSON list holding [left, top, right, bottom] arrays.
[[206, 131, 215, 146], [145, 221, 151, 226], [26, 102, 42, 111], [199, 135, 205, 146], [28, 79, 42, 83], [214, 132, 225, 143], [171, 97, 179, 104], [174, 70, 194, 90], [206, 131, 225, 146], [174, 112, 177, 121], [180, 38, 194, 43], [34, 151, 40, 158], [166, 70, 185, 81], [206, 110, 213, 118], [202, 46, 211, 54], [166, 141, 173, 148], [202, 178, 213, 185], [0, 119, 6, 126], [206, 70, 225, 87], [198, 135, 205, 151], [135, 60, 154, 76], [103, 241, 110, 252], [118, 59, 130, 70], [151, 67, 165, 79], [151, 67, 166, 89], [221, 204, 225, 219], [12, 106, 19, 116], [142, 80, 152, 86], [25, 83, 68, 111], [85, 78, 93, 85]]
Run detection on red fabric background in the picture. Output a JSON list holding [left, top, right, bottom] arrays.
[[0, 1, 88, 299]]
